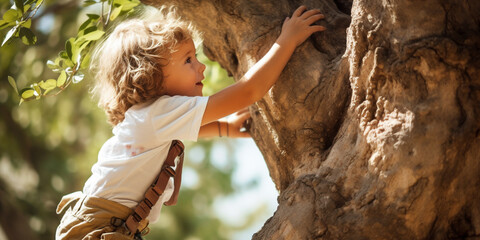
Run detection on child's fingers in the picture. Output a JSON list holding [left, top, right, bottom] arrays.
[[310, 25, 327, 34], [299, 9, 322, 20], [236, 107, 250, 114], [236, 112, 251, 124], [305, 13, 325, 26], [237, 109, 250, 116], [292, 5, 307, 17]]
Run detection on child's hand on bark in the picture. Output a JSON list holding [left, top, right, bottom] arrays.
[[226, 108, 251, 138], [277, 5, 326, 48]]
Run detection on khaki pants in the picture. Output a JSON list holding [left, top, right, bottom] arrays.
[[56, 192, 149, 240]]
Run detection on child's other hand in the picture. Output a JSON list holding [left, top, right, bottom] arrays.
[[277, 5, 326, 48], [227, 108, 251, 138]]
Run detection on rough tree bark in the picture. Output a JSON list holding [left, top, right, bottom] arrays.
[[142, 0, 480, 239]]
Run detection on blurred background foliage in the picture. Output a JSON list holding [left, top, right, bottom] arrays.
[[0, 1, 276, 239]]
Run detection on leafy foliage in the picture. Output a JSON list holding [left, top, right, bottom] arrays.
[[0, 0, 42, 47], [2, 0, 140, 103]]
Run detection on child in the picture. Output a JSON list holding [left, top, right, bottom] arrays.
[[55, 5, 325, 240]]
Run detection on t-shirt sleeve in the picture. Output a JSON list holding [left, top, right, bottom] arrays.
[[150, 95, 209, 142]]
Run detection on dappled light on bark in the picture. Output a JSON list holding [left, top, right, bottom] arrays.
[[142, 0, 480, 239]]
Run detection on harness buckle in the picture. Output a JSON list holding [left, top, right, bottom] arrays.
[[163, 166, 176, 177]]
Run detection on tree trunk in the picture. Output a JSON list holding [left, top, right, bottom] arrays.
[[143, 0, 480, 239]]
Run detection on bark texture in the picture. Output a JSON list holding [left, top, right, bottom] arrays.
[[143, 0, 480, 239]]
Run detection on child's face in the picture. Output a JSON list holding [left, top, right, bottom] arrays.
[[162, 39, 206, 97]]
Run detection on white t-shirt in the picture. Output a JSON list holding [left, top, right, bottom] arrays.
[[83, 95, 209, 222]]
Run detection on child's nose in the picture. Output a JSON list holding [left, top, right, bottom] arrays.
[[198, 62, 206, 73]]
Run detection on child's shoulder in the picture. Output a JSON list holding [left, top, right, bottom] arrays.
[[131, 95, 208, 115], [155, 95, 208, 106]]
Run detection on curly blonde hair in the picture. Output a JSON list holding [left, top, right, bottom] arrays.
[[91, 8, 197, 125]]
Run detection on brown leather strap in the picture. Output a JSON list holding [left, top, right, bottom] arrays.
[[125, 140, 184, 234]]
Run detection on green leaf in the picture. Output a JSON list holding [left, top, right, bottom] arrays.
[[8, 76, 19, 95], [24, 4, 32, 13], [21, 19, 32, 28], [3, 9, 19, 22], [65, 38, 74, 60], [59, 51, 74, 68], [19, 88, 35, 100], [39, 79, 57, 90], [35, 0, 44, 8], [79, 19, 93, 31], [65, 59, 74, 67], [0, 20, 7, 29], [19, 27, 37, 45], [59, 50, 68, 59], [114, 0, 140, 11], [84, 26, 97, 35], [71, 46, 80, 64], [57, 71, 67, 87], [80, 52, 91, 69], [77, 26, 97, 41], [42, 79, 57, 95], [0, 20, 15, 30], [37, 80, 46, 89], [78, 40, 90, 56], [110, 6, 122, 21], [2, 26, 18, 46], [79, 16, 100, 32], [87, 14, 100, 20], [71, 40, 90, 64], [81, 30, 105, 41], [83, 0, 99, 7]]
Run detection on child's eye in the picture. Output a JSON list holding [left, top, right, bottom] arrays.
[[185, 57, 192, 64]]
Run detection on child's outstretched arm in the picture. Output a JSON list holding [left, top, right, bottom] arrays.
[[201, 6, 326, 126]]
